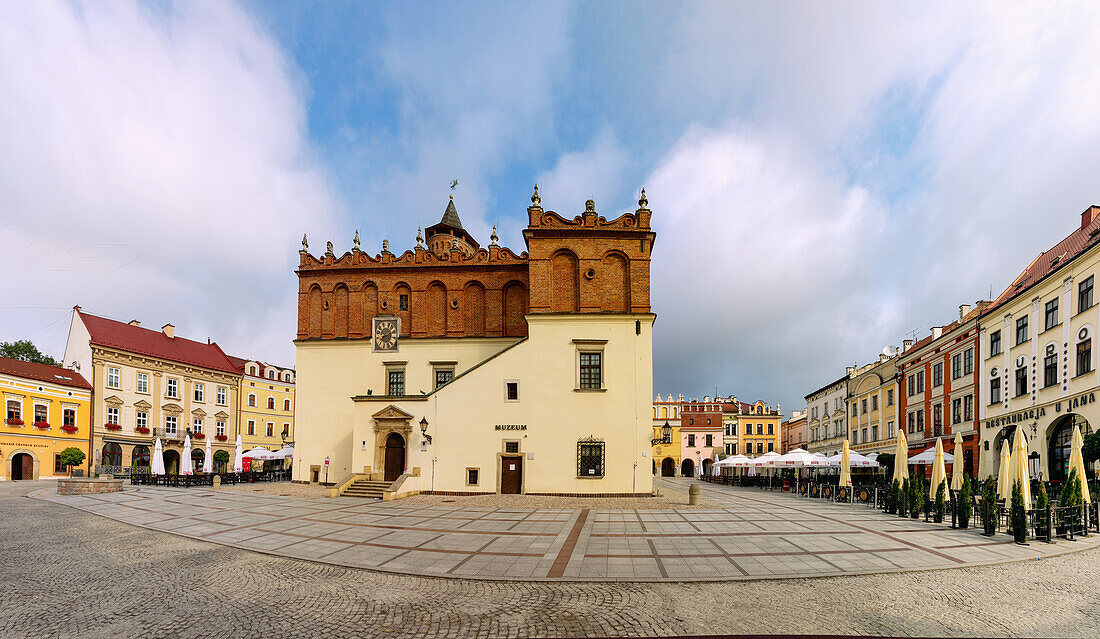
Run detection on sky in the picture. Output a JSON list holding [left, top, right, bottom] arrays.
[[4, 1, 1100, 416]]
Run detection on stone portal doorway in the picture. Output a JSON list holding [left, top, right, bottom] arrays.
[[501, 456, 522, 494], [163, 450, 180, 476], [384, 433, 405, 482], [11, 453, 33, 480], [661, 457, 676, 477], [681, 458, 695, 477]]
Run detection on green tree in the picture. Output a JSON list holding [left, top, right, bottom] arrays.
[[934, 480, 947, 523], [1082, 432, 1100, 469], [958, 476, 973, 529], [59, 447, 85, 475], [1010, 479, 1027, 543], [0, 340, 60, 366], [886, 479, 900, 514], [981, 477, 997, 535], [909, 477, 924, 518]]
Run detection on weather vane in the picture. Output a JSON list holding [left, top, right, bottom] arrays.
[[450, 179, 458, 196]]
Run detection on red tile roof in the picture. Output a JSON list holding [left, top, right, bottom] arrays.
[[986, 207, 1100, 315], [0, 356, 91, 390], [78, 311, 239, 375], [227, 356, 294, 376]]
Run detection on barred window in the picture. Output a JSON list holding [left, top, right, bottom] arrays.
[[578, 440, 604, 477], [435, 369, 453, 389], [388, 370, 405, 396], [579, 352, 602, 389]]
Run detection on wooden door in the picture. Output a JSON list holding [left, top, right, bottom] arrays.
[[384, 433, 405, 482], [22, 454, 33, 479], [500, 456, 522, 494]]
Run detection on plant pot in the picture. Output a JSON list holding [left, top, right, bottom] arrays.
[[933, 514, 943, 523], [959, 519, 969, 529]]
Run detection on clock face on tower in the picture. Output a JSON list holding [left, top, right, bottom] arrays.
[[372, 317, 400, 352]]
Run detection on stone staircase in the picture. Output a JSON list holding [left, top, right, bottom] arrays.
[[342, 478, 391, 499]]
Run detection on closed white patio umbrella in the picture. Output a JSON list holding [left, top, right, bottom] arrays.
[[997, 439, 1012, 502], [181, 435, 193, 476], [1069, 424, 1092, 504], [203, 436, 213, 473], [839, 440, 852, 487], [929, 438, 947, 498], [892, 430, 909, 483], [951, 432, 964, 491], [151, 438, 165, 476], [1011, 428, 1031, 510], [233, 434, 244, 473]]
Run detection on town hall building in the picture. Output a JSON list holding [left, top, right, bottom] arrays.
[[293, 187, 656, 496]]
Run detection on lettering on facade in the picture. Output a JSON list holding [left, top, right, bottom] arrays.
[[495, 424, 527, 431], [984, 407, 1045, 430]]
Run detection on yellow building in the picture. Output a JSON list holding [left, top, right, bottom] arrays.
[[652, 394, 682, 476], [64, 308, 242, 476], [848, 354, 900, 457], [734, 400, 782, 456], [230, 357, 295, 451], [1, 356, 92, 480]]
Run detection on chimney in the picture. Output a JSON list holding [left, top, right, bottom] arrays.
[[959, 304, 971, 319], [903, 339, 914, 352], [1081, 205, 1100, 230], [162, 323, 175, 339], [128, 320, 141, 327], [932, 326, 943, 339]]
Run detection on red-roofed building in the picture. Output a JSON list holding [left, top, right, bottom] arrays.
[[63, 308, 242, 476], [2, 356, 92, 480], [230, 356, 295, 452], [978, 206, 1100, 485], [898, 303, 988, 479]]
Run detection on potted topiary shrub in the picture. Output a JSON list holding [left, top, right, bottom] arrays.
[[59, 447, 86, 477], [981, 477, 997, 535], [1034, 481, 1049, 541], [934, 481, 947, 523], [1011, 479, 1027, 544], [958, 476, 972, 529], [1058, 469, 1083, 537], [213, 449, 231, 474], [910, 477, 924, 519], [886, 479, 900, 514]]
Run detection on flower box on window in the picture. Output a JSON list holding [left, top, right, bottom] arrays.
[[6, 418, 23, 426], [104, 423, 122, 431], [61, 424, 79, 434], [33, 421, 51, 430], [135, 426, 150, 434], [215, 434, 228, 442], [193, 432, 205, 439]]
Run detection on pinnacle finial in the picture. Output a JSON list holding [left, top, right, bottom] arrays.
[[585, 199, 595, 213], [382, 239, 390, 254], [301, 233, 309, 251], [353, 229, 360, 250], [638, 187, 648, 209], [416, 226, 425, 249], [325, 240, 334, 256], [490, 225, 499, 247], [531, 184, 540, 206]]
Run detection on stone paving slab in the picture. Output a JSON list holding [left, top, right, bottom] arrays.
[[32, 476, 1100, 583]]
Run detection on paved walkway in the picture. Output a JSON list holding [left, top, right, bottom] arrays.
[[9, 478, 1100, 638], [33, 477, 1100, 582]]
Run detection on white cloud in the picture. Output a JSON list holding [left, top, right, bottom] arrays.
[[0, 0, 339, 365], [535, 132, 630, 217], [645, 124, 894, 406]]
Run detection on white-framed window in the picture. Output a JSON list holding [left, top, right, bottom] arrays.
[[193, 418, 203, 433], [194, 383, 204, 402], [266, 422, 274, 437], [136, 372, 149, 394], [282, 423, 290, 438], [283, 398, 291, 411], [106, 407, 119, 425], [217, 386, 226, 405], [249, 365, 257, 376], [247, 420, 255, 436], [166, 378, 178, 398], [107, 366, 120, 389], [165, 415, 177, 434], [248, 393, 256, 407], [5, 399, 21, 423], [136, 411, 147, 431], [267, 396, 275, 410], [216, 420, 225, 436], [505, 380, 519, 402]]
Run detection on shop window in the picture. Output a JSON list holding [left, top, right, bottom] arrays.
[[577, 440, 604, 478]]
